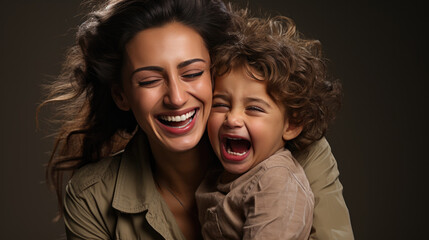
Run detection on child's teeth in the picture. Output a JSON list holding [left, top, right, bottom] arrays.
[[227, 148, 247, 156]]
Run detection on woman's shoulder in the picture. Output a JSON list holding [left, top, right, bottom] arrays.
[[67, 151, 123, 198], [64, 152, 125, 239], [294, 137, 333, 167]]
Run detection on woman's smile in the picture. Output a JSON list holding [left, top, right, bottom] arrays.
[[116, 22, 213, 152], [156, 108, 198, 134]]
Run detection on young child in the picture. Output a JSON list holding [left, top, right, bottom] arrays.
[[196, 8, 342, 240]]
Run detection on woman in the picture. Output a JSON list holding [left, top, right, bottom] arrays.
[[40, 0, 353, 239]]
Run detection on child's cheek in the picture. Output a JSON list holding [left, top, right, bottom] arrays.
[[207, 112, 223, 151]]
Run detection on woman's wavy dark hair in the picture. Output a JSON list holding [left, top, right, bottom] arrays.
[[38, 0, 231, 216], [212, 7, 342, 152]]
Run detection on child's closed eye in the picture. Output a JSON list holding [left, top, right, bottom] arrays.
[[246, 105, 265, 113], [212, 103, 230, 109]]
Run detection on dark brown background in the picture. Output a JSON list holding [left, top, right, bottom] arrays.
[[1, 0, 427, 239]]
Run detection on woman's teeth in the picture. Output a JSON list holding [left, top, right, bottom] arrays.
[[159, 110, 195, 122]]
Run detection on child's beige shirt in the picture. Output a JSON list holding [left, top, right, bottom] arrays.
[[196, 148, 314, 240]]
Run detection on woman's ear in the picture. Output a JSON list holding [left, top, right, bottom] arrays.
[[111, 86, 130, 111], [282, 120, 303, 141]]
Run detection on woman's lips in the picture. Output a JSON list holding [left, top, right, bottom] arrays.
[[221, 135, 251, 162], [156, 108, 198, 135]]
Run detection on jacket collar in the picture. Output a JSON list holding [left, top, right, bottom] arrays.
[[112, 129, 160, 213]]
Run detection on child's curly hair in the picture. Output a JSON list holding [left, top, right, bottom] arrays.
[[211, 8, 342, 152]]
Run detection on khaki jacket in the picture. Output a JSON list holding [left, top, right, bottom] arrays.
[[64, 131, 354, 239]]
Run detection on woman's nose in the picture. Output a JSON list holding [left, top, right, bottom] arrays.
[[224, 110, 244, 128], [163, 75, 189, 108]]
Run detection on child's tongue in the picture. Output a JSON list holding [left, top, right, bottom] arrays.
[[229, 139, 250, 153]]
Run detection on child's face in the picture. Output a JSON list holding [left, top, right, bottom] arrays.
[[208, 66, 295, 175]]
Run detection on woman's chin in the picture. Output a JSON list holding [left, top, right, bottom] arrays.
[[155, 131, 205, 153]]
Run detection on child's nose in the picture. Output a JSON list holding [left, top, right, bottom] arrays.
[[224, 110, 244, 128]]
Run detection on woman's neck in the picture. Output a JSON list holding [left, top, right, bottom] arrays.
[[150, 135, 213, 195], [149, 135, 212, 240]]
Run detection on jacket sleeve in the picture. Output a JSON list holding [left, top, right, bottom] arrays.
[[242, 166, 314, 240], [296, 137, 354, 240], [63, 180, 111, 240]]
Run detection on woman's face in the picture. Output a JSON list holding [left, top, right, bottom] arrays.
[[117, 22, 212, 152]]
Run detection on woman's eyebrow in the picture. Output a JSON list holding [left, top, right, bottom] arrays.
[[130, 66, 164, 79], [129, 59, 205, 80], [177, 58, 206, 69]]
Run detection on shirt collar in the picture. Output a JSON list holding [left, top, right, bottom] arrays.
[[112, 129, 160, 213]]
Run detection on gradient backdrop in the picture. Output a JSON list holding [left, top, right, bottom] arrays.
[[1, 0, 427, 239]]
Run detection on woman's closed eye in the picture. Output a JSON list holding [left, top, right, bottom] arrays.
[[137, 78, 162, 87], [182, 70, 204, 80]]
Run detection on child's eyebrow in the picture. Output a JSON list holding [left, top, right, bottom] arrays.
[[245, 97, 272, 109], [212, 94, 230, 101]]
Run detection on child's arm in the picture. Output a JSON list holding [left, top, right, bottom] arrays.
[[296, 137, 354, 240], [242, 164, 314, 240]]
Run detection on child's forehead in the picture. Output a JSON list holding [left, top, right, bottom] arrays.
[[213, 67, 267, 93], [213, 63, 286, 109], [214, 63, 265, 83]]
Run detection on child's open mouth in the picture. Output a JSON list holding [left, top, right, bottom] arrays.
[[221, 136, 251, 161]]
